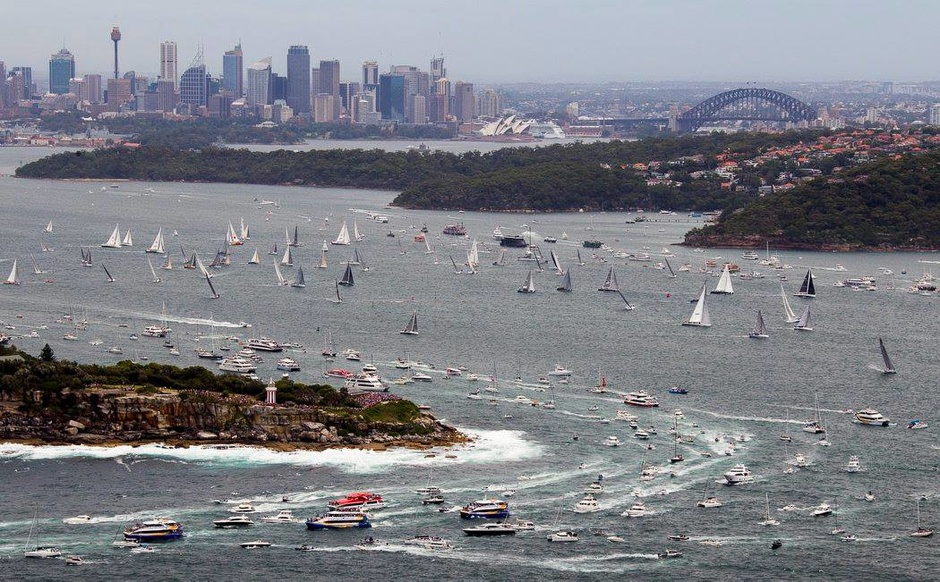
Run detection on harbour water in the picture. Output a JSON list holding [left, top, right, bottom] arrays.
[[0, 147, 937, 579]]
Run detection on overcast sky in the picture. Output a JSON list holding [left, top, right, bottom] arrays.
[[4, 0, 938, 85]]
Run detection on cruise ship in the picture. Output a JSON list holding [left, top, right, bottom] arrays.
[[247, 337, 283, 352], [305, 511, 372, 530], [123, 518, 185, 542], [343, 372, 388, 392], [218, 356, 257, 374], [459, 499, 510, 519], [526, 121, 567, 139]]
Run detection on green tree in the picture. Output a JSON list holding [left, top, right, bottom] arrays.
[[40, 344, 55, 362]]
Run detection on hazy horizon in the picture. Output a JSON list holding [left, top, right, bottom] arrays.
[[5, 0, 939, 86]]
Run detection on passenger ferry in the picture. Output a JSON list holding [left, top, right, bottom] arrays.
[[123, 518, 185, 542], [247, 337, 283, 352], [459, 499, 510, 519], [305, 511, 372, 530]]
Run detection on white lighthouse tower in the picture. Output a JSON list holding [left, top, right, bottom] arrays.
[[265, 378, 277, 405]]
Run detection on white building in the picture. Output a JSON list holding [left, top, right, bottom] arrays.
[[160, 41, 178, 91]]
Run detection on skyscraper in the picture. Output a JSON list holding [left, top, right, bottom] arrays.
[[179, 64, 208, 110], [156, 79, 175, 112], [454, 81, 475, 122], [286, 45, 310, 115], [222, 44, 243, 97], [378, 74, 405, 122], [362, 61, 378, 89], [318, 60, 340, 119], [430, 56, 445, 84], [83, 74, 102, 104], [48, 48, 75, 95], [160, 41, 178, 90], [0, 61, 6, 107], [246, 57, 272, 108]]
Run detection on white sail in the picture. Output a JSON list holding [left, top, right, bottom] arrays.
[[353, 220, 363, 241], [30, 254, 42, 275], [794, 305, 813, 331], [148, 258, 161, 283], [162, 254, 173, 270], [712, 264, 734, 294], [550, 250, 563, 274], [248, 249, 261, 265], [781, 284, 799, 323], [518, 270, 536, 293], [196, 254, 212, 278], [332, 221, 351, 245], [400, 311, 419, 335], [146, 228, 165, 254], [291, 265, 306, 288], [467, 240, 480, 269], [424, 237, 433, 254], [4, 259, 19, 285], [102, 224, 122, 248], [121, 229, 133, 247], [557, 269, 572, 292], [318, 248, 328, 269], [683, 283, 711, 326], [240, 217, 250, 240], [44, 220, 53, 233], [280, 246, 293, 266], [274, 262, 288, 286], [598, 267, 619, 292], [227, 221, 242, 246]]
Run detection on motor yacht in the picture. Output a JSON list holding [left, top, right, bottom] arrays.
[[812, 503, 833, 517], [603, 436, 622, 447], [584, 481, 605, 495], [275, 357, 300, 371], [123, 518, 185, 541], [854, 409, 890, 426], [404, 535, 453, 550], [260, 510, 299, 524], [247, 337, 283, 352], [724, 464, 754, 485], [547, 364, 573, 377], [343, 372, 388, 392], [239, 540, 272, 549], [623, 391, 660, 407], [622, 500, 647, 517], [463, 522, 517, 536], [218, 356, 257, 374], [546, 530, 578, 542], [411, 371, 433, 382], [213, 515, 255, 528], [846, 455, 861, 472], [659, 548, 683, 559], [229, 503, 258, 513], [573, 494, 600, 514]]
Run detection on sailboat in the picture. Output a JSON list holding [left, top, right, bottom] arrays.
[[332, 221, 351, 245], [557, 269, 573, 292], [206, 272, 220, 299], [682, 283, 711, 327], [467, 240, 480, 271], [616, 290, 635, 311], [289, 225, 302, 247], [23, 512, 61, 558], [338, 264, 354, 286], [103, 264, 115, 282], [30, 255, 42, 275], [269, 243, 279, 256], [492, 250, 505, 266], [248, 248, 261, 265], [227, 221, 243, 246], [318, 248, 328, 269], [195, 253, 211, 277], [121, 229, 133, 247], [794, 305, 813, 331], [711, 264, 734, 294], [549, 250, 563, 275], [148, 258, 161, 283], [80, 248, 92, 267], [274, 262, 289, 286], [748, 310, 768, 338], [161, 253, 173, 270], [4, 259, 19, 285], [280, 245, 293, 267], [400, 311, 419, 335], [517, 270, 536, 293], [450, 256, 463, 274], [322, 331, 337, 358], [331, 280, 343, 303], [670, 415, 684, 463], [145, 228, 165, 254], [780, 409, 793, 442], [910, 499, 934, 538], [576, 249, 585, 266], [353, 220, 363, 242], [794, 269, 816, 298], [240, 217, 250, 240], [781, 284, 800, 323], [878, 338, 896, 374], [598, 267, 619, 292], [101, 224, 122, 248], [803, 392, 826, 434], [664, 258, 677, 278], [290, 265, 306, 288], [759, 493, 780, 526], [44, 220, 54, 234]]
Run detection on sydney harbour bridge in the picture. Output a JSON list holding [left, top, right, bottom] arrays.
[[603, 88, 817, 134]]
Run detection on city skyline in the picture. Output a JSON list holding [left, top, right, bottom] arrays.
[[4, 0, 940, 85]]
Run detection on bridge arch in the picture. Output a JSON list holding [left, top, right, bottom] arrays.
[[677, 88, 816, 132]]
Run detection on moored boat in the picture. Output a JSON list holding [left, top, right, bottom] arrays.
[[854, 409, 890, 426]]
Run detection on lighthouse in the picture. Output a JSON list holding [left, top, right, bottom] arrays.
[[265, 378, 277, 405]]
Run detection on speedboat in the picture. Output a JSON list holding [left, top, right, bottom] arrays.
[[723, 464, 754, 485], [305, 511, 372, 530], [603, 436, 621, 447], [63, 515, 93, 525], [65, 555, 85, 565], [548, 364, 573, 377], [659, 548, 683, 559], [229, 503, 258, 513], [573, 494, 600, 514], [846, 455, 861, 472], [275, 357, 300, 371], [463, 522, 517, 536], [584, 481, 605, 495], [324, 368, 355, 379], [411, 371, 433, 382], [214, 515, 255, 528], [811, 503, 833, 517], [668, 534, 691, 542], [854, 409, 890, 426], [459, 499, 510, 519], [239, 540, 272, 548], [404, 535, 453, 549], [624, 391, 659, 407], [668, 386, 689, 395], [123, 518, 185, 541], [546, 530, 578, 542], [840, 534, 858, 543], [422, 494, 446, 505], [260, 510, 299, 524], [622, 500, 647, 517], [697, 496, 723, 508], [342, 348, 361, 361]]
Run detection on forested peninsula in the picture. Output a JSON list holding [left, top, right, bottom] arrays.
[[0, 345, 463, 450], [16, 131, 819, 213], [683, 148, 940, 251]]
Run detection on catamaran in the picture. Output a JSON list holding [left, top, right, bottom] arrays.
[[794, 305, 813, 331], [102, 224, 122, 248], [332, 221, 351, 245], [146, 228, 166, 254], [711, 264, 734, 294], [400, 311, 419, 335], [517, 270, 536, 293], [598, 267, 619, 292], [878, 338, 896, 374], [781, 284, 800, 323], [339, 264, 355, 286], [794, 269, 816, 298], [748, 310, 768, 338], [682, 283, 711, 327]]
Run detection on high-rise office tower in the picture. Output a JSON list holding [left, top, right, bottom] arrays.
[[246, 57, 272, 108], [180, 64, 208, 109], [222, 44, 243, 97], [156, 78, 176, 112], [339, 82, 360, 116], [362, 61, 378, 89], [389, 65, 426, 123], [378, 74, 405, 122], [318, 60, 340, 119], [83, 74, 102, 104], [0, 62, 6, 107], [286, 45, 311, 115], [10, 67, 33, 101], [111, 27, 121, 79], [476, 89, 500, 118], [160, 41, 178, 90], [454, 81, 474, 122], [430, 56, 445, 83], [412, 94, 427, 125], [106, 77, 132, 110], [68, 78, 84, 100], [48, 48, 75, 95]]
